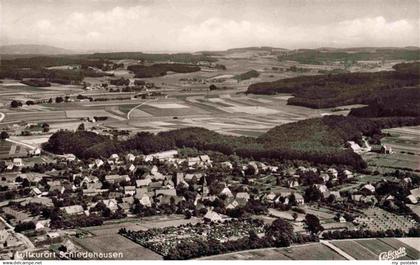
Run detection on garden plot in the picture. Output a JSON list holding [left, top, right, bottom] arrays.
[[73, 235, 162, 260], [122, 219, 265, 257]]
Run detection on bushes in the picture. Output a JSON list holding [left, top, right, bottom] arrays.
[[234, 70, 259, 81], [15, 221, 35, 232], [110, 77, 130, 86]]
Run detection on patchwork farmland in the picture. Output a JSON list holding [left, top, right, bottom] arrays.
[[203, 238, 420, 260]]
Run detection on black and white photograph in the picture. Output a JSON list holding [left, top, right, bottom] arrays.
[[0, 0, 419, 262]]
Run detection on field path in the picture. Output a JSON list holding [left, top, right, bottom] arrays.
[[127, 99, 157, 120], [6, 138, 36, 150], [321, 240, 355, 260]]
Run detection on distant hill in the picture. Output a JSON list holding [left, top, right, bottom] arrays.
[[0, 44, 74, 55], [247, 62, 420, 109]]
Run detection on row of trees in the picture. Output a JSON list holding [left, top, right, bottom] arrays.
[[44, 115, 391, 168], [322, 227, 420, 240]]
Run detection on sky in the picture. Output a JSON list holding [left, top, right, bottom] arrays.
[[1, 0, 419, 52]]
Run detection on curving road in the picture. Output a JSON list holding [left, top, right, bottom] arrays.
[[0, 112, 5, 122], [127, 99, 157, 120]]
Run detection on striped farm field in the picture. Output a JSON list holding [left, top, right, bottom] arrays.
[[331, 240, 379, 260], [204, 243, 346, 260], [354, 238, 418, 260]]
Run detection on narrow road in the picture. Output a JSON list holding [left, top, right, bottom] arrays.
[[6, 138, 36, 150], [0, 112, 5, 122], [0, 216, 35, 250], [320, 240, 356, 260], [127, 98, 157, 120]]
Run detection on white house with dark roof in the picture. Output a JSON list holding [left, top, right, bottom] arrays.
[[220, 187, 233, 198], [95, 159, 104, 167], [13, 158, 23, 167], [204, 210, 222, 222], [126, 153, 136, 162], [136, 178, 152, 188], [60, 205, 84, 216], [124, 186, 136, 196], [362, 183, 376, 193]]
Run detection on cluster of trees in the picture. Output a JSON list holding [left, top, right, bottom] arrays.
[[109, 77, 130, 86], [247, 62, 419, 109], [322, 227, 420, 240], [127, 63, 200, 78], [43, 115, 404, 168], [14, 221, 35, 232], [42, 130, 112, 158], [234, 70, 259, 81], [50, 214, 103, 229], [0, 131, 9, 140]]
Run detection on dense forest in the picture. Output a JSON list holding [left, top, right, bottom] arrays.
[[247, 62, 420, 108], [349, 87, 420, 118], [42, 115, 419, 169], [127, 63, 200, 78], [88, 52, 216, 63], [277, 48, 420, 65], [0, 55, 113, 83], [0, 52, 211, 81]]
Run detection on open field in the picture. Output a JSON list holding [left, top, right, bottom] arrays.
[[356, 239, 408, 258], [0, 52, 366, 139], [204, 238, 420, 260], [73, 234, 162, 260], [0, 140, 31, 159], [203, 243, 346, 260], [102, 92, 340, 136], [331, 240, 378, 260], [331, 238, 419, 260], [364, 126, 420, 172]]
